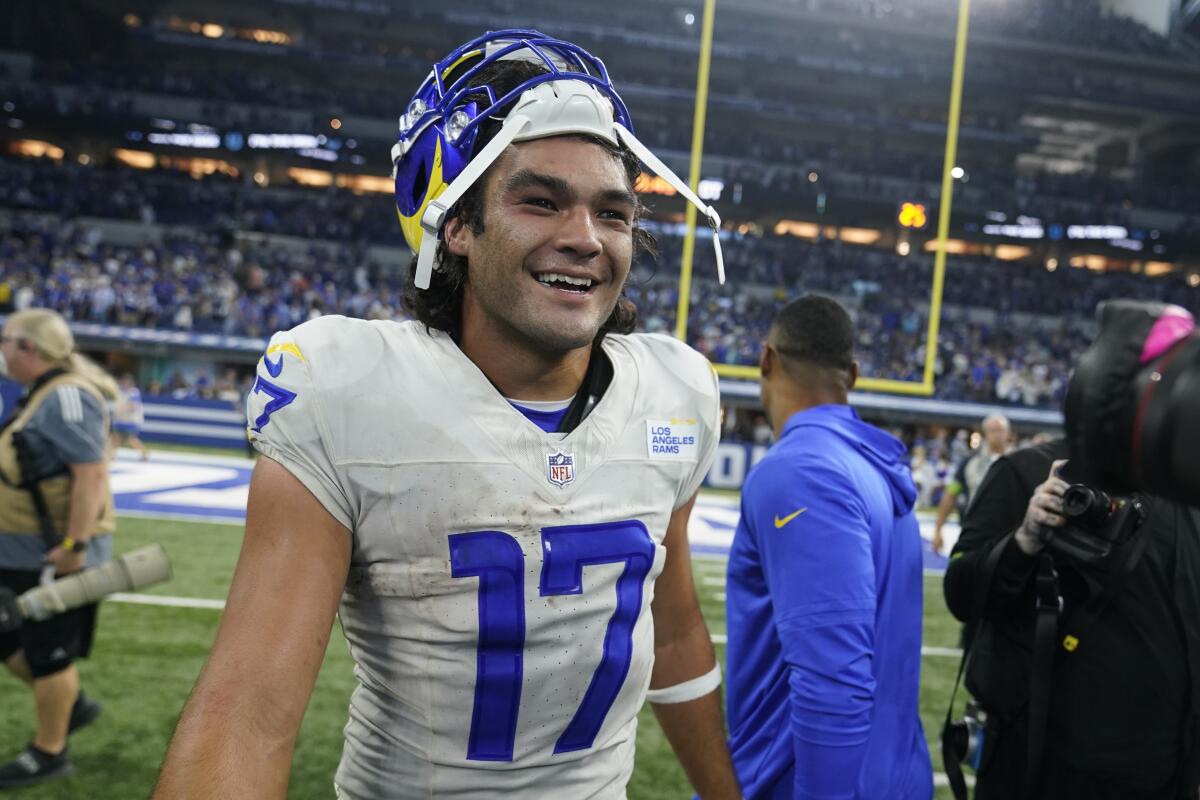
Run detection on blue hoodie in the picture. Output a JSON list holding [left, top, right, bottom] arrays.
[[725, 404, 931, 800]]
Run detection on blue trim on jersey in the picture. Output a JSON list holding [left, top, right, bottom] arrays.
[[725, 404, 932, 800], [509, 403, 569, 433]]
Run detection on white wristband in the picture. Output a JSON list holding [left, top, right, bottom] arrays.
[[645, 663, 722, 705]]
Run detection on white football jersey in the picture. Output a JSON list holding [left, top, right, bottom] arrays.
[[246, 317, 720, 800]]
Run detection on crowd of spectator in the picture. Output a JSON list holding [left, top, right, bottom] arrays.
[[4, 155, 1199, 271], [0, 217, 405, 339], [0, 157, 405, 245], [3, 203, 1197, 409]]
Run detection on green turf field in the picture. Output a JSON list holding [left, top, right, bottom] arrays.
[[0, 511, 967, 799]]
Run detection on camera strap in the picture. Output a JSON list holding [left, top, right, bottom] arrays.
[[1025, 553, 1062, 797], [941, 530, 1016, 800], [1024, 516, 1148, 797]]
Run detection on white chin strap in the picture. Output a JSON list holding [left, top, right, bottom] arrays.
[[414, 80, 724, 290]]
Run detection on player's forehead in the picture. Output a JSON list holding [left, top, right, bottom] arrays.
[[490, 136, 633, 198]]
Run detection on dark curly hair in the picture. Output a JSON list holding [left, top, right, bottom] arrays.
[[401, 58, 655, 343]]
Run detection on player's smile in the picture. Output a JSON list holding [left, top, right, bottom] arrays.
[[529, 267, 602, 302]]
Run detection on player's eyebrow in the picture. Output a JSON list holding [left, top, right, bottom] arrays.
[[504, 169, 636, 210], [504, 169, 575, 200]]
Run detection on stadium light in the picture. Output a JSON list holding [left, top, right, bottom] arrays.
[[898, 202, 928, 229]]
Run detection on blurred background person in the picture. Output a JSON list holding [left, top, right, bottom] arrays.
[[0, 309, 116, 788], [932, 413, 1011, 554], [111, 373, 147, 461]]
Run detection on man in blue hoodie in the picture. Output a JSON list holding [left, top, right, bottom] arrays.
[[725, 295, 932, 799]]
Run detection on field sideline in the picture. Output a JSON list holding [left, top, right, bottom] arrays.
[[0, 463, 968, 798]]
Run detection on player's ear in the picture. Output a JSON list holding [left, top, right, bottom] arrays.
[[847, 360, 859, 391], [759, 341, 775, 378], [444, 214, 472, 257]]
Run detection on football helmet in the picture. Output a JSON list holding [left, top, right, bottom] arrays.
[[392, 29, 723, 289]]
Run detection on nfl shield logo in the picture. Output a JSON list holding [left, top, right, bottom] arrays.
[[546, 452, 575, 487]]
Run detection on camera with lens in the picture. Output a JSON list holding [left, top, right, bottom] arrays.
[[1032, 479, 1142, 566], [1036, 481, 1144, 565], [944, 700, 989, 772]]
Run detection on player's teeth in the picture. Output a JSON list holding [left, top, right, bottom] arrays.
[[536, 273, 593, 288]]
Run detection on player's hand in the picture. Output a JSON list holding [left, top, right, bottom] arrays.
[[931, 528, 944, 555], [45, 545, 87, 577], [1015, 460, 1070, 556]]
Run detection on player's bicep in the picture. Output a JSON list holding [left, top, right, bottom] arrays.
[[651, 491, 706, 648], [198, 455, 351, 736]]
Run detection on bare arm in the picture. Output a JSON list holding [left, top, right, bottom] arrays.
[[65, 460, 107, 542], [45, 460, 110, 575], [153, 456, 351, 799], [649, 492, 741, 800], [932, 483, 960, 553]]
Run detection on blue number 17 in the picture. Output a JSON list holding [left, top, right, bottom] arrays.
[[448, 520, 654, 761]]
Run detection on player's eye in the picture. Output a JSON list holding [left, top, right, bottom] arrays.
[[600, 209, 632, 224], [523, 197, 557, 211]]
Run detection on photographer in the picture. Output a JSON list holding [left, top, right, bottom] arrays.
[[943, 437, 1200, 799], [0, 309, 116, 788]]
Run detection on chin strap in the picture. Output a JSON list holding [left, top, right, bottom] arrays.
[[414, 112, 533, 290], [613, 124, 724, 285]]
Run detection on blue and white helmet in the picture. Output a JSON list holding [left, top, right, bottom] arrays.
[[391, 29, 723, 289]]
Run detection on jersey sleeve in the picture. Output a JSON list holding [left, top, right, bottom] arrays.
[[676, 361, 721, 510], [247, 328, 354, 531], [740, 455, 876, 798]]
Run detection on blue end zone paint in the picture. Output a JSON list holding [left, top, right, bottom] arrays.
[[111, 451, 253, 523], [108, 450, 959, 566]]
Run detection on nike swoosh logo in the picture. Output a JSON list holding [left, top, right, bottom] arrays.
[[774, 508, 808, 528], [263, 353, 284, 377]]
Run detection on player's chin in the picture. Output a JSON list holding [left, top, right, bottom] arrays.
[[525, 300, 615, 351]]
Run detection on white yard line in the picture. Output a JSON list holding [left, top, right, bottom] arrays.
[[935, 772, 974, 787], [110, 592, 226, 610], [921, 646, 964, 658], [108, 594, 965, 658]]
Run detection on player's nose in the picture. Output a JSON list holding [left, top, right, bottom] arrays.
[[553, 205, 603, 262]]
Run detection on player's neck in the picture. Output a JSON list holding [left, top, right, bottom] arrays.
[[770, 389, 847, 439], [459, 327, 592, 401]]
